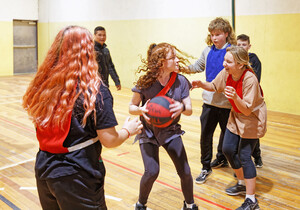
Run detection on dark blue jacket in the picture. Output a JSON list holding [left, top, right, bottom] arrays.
[[94, 41, 120, 87]]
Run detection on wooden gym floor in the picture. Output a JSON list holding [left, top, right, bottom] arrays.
[[0, 74, 299, 210]]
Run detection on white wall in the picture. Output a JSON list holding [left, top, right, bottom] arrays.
[[236, 0, 300, 15], [38, 0, 300, 23], [0, 0, 38, 21], [38, 0, 231, 22]]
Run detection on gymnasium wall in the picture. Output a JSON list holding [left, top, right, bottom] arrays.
[[2, 0, 299, 115], [234, 0, 300, 116], [37, 0, 232, 110], [0, 0, 38, 76]]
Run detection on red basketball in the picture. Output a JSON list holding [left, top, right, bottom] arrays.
[[146, 95, 173, 128]]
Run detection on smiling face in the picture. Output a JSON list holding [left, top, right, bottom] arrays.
[[162, 48, 179, 73], [210, 29, 228, 49], [94, 30, 106, 45], [223, 51, 243, 76]]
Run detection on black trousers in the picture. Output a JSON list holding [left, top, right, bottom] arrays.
[[200, 104, 231, 170], [36, 170, 107, 210], [252, 139, 261, 159]]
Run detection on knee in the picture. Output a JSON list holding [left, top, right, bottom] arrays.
[[222, 144, 234, 157], [144, 168, 159, 181], [178, 167, 192, 180], [239, 153, 252, 165]]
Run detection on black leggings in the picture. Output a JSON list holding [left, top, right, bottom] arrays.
[[138, 137, 194, 204], [222, 129, 258, 179]]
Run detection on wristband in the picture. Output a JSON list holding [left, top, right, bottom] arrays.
[[182, 103, 186, 112], [122, 128, 130, 139]]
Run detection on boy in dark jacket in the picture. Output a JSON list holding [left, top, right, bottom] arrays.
[[94, 26, 121, 90]]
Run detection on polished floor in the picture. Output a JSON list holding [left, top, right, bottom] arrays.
[[0, 74, 299, 209]]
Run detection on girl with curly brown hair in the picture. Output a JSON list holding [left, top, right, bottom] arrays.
[[129, 43, 198, 210]]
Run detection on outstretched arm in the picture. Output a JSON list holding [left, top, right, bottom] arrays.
[[97, 117, 143, 148], [191, 80, 215, 91]]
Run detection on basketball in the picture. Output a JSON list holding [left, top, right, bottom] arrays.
[[146, 95, 173, 128]]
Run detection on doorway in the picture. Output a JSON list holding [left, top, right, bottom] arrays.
[[13, 20, 37, 74]]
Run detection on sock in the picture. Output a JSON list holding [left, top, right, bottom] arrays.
[[185, 202, 194, 208], [238, 179, 245, 186], [246, 194, 256, 203], [137, 201, 146, 206]]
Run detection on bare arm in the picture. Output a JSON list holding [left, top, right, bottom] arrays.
[[129, 92, 150, 121], [188, 47, 210, 73], [182, 96, 192, 116], [129, 92, 143, 115], [169, 96, 192, 118], [97, 116, 143, 148], [191, 80, 215, 92]]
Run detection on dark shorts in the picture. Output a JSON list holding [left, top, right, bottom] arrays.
[[36, 169, 107, 210]]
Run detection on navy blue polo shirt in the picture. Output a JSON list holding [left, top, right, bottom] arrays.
[[35, 84, 118, 180]]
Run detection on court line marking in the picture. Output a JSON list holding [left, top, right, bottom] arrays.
[[105, 195, 122, 201], [103, 158, 232, 210], [0, 194, 21, 210], [0, 158, 35, 171], [117, 152, 130, 156], [0, 116, 232, 210], [0, 117, 35, 133], [19, 187, 37, 190]]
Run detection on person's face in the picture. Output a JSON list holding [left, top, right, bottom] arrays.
[[210, 29, 228, 49], [237, 40, 251, 52], [94, 30, 106, 45], [223, 52, 243, 75], [162, 49, 179, 73]]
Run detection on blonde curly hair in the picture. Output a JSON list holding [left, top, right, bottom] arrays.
[[205, 17, 237, 46]]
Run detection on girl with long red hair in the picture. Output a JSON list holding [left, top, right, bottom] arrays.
[[23, 25, 142, 210]]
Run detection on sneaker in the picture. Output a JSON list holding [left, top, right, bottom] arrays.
[[135, 202, 147, 210], [211, 159, 228, 168], [195, 169, 212, 184], [225, 183, 246, 195], [236, 198, 260, 210], [254, 158, 263, 168], [182, 201, 199, 210]]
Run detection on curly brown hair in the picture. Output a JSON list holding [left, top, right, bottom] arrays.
[[205, 17, 237, 46], [135, 42, 191, 89]]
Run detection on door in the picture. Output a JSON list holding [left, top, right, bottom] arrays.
[[13, 20, 37, 74]]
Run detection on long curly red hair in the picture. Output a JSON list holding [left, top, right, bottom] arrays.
[[23, 26, 100, 129]]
